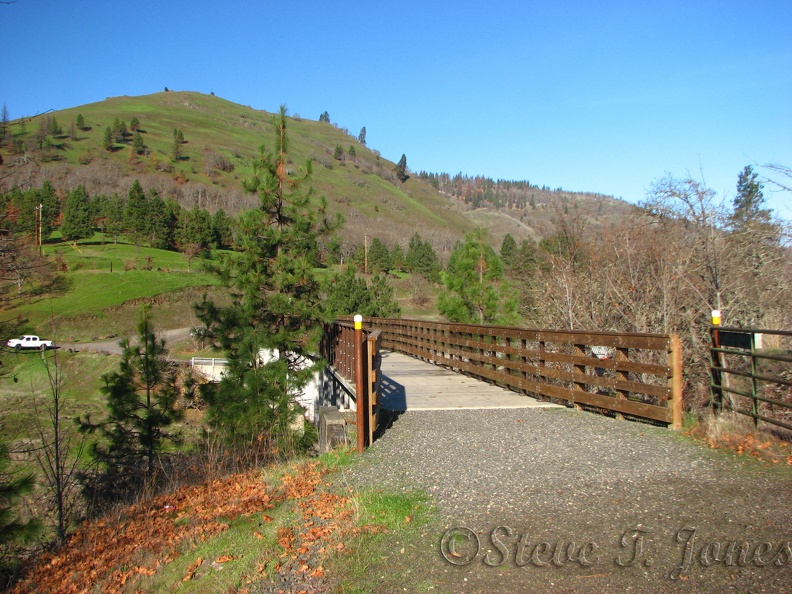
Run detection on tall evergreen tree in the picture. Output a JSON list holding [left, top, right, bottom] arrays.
[[112, 118, 127, 142], [390, 242, 405, 272], [125, 180, 149, 245], [367, 237, 391, 273], [198, 105, 342, 450], [394, 154, 409, 183], [60, 185, 94, 241], [171, 137, 182, 161], [731, 165, 770, 231], [78, 306, 182, 492], [103, 194, 125, 244], [47, 116, 62, 136], [358, 126, 366, 145], [500, 233, 517, 266], [132, 131, 145, 154], [0, 439, 40, 547], [323, 267, 400, 319], [211, 208, 233, 248], [35, 118, 48, 150], [177, 205, 214, 254], [102, 126, 113, 151], [75, 113, 85, 130], [0, 103, 9, 142], [34, 181, 60, 239], [405, 233, 441, 282], [438, 229, 518, 325], [147, 191, 179, 250]]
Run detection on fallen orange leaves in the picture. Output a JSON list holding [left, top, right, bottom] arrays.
[[11, 468, 279, 594], [12, 458, 393, 594], [182, 557, 203, 582]]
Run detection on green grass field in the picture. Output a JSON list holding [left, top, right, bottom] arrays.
[[5, 240, 220, 339]]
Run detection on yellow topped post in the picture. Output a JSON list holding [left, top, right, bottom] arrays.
[[354, 315, 365, 452]]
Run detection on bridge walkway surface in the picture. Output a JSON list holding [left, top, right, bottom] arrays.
[[379, 350, 561, 411]]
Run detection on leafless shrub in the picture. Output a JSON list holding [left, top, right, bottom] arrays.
[[203, 149, 234, 174]]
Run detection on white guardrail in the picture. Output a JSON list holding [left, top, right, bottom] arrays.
[[190, 358, 229, 381]]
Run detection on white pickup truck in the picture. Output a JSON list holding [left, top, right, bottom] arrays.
[[7, 335, 54, 351]]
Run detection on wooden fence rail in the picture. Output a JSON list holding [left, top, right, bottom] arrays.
[[334, 317, 683, 428]]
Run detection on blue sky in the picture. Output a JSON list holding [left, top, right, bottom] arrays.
[[2, 1, 790, 216]]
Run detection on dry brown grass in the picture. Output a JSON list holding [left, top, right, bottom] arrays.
[[689, 410, 792, 465]]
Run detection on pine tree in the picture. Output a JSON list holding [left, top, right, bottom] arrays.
[[147, 191, 179, 250], [391, 242, 405, 271], [211, 208, 233, 248], [171, 137, 182, 161], [60, 185, 94, 241], [500, 233, 517, 266], [132, 131, 145, 154], [731, 165, 770, 231], [323, 266, 369, 318], [47, 116, 62, 136], [0, 440, 40, 546], [394, 154, 409, 183], [103, 194, 125, 244], [198, 105, 342, 450], [405, 233, 441, 282], [438, 229, 518, 325], [125, 180, 149, 245], [103, 126, 113, 151], [35, 181, 60, 239], [177, 206, 214, 254], [323, 266, 400, 319], [358, 126, 366, 145], [1, 103, 9, 142], [75, 113, 85, 130], [112, 117, 127, 142], [78, 306, 182, 493], [368, 237, 391, 273]]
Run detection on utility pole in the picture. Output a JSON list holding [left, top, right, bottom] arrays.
[[35, 203, 43, 256]]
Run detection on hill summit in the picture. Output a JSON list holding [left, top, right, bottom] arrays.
[[0, 90, 632, 254]]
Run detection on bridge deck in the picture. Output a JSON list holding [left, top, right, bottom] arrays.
[[379, 351, 561, 411]]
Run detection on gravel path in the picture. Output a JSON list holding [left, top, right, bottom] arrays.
[[60, 328, 192, 357], [341, 407, 791, 593]]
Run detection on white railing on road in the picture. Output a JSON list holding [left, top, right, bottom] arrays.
[[190, 357, 230, 381]]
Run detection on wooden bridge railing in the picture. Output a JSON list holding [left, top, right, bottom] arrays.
[[332, 317, 683, 429], [320, 318, 383, 450]]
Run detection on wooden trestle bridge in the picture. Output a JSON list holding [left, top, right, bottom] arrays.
[[321, 317, 684, 452]]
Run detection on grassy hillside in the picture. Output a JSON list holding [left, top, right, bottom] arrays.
[[1, 90, 636, 258], [1, 91, 475, 254]]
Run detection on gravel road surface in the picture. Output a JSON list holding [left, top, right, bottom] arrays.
[[341, 407, 791, 593], [60, 328, 192, 356]]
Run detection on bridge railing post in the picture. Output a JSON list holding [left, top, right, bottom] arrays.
[[354, 315, 366, 453], [669, 334, 683, 429]]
